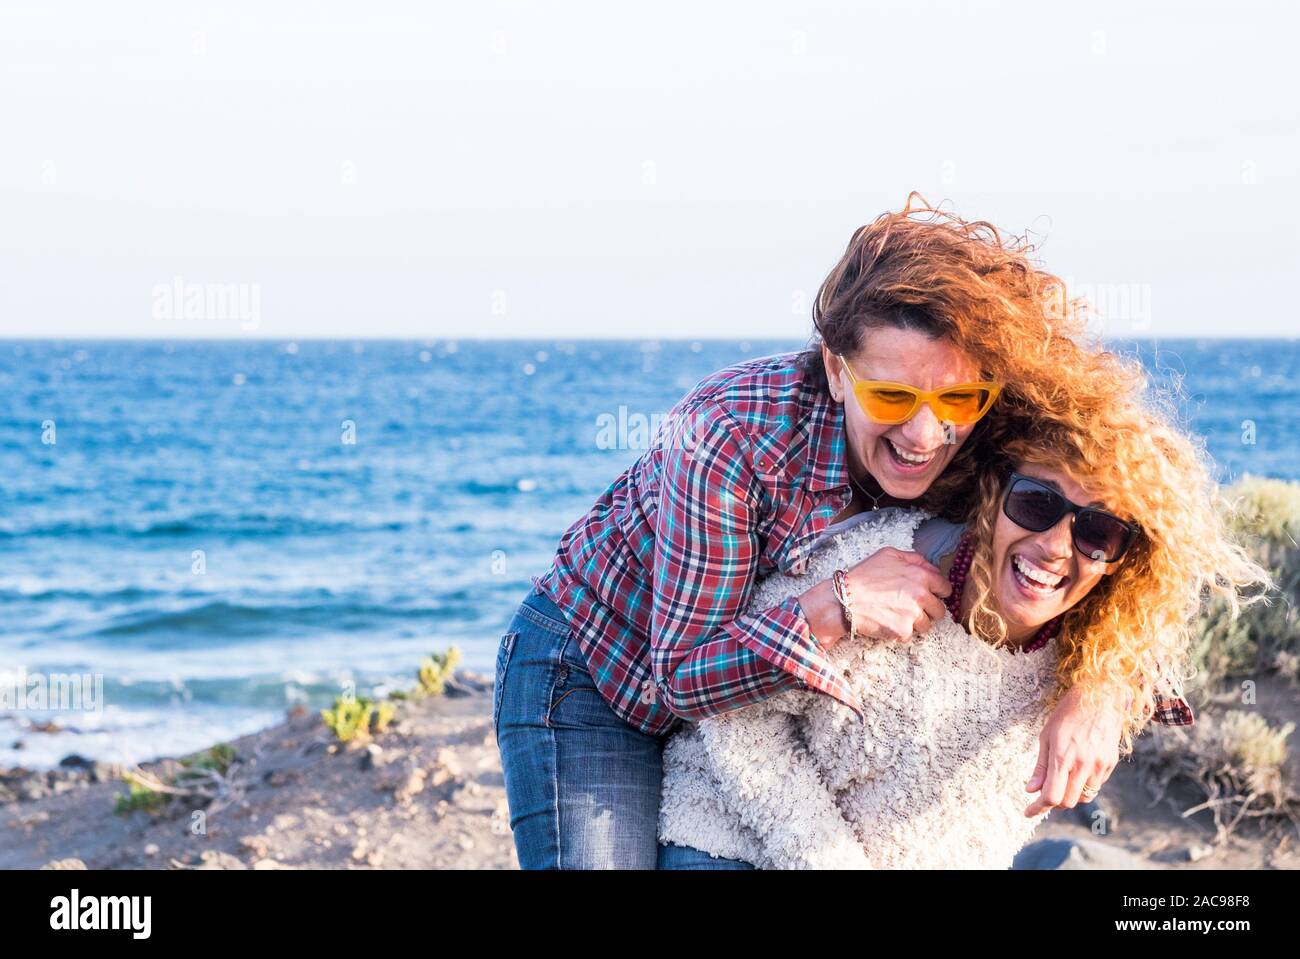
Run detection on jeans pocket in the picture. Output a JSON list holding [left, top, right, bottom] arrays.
[[492, 630, 519, 737], [545, 634, 616, 730]]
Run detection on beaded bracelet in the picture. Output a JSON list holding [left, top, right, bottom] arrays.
[[831, 567, 856, 639]]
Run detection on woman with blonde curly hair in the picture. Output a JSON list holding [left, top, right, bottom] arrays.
[[959, 397, 1269, 758], [656, 388, 1270, 869], [495, 193, 1203, 869]]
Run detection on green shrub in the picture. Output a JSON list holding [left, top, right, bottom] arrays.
[[1191, 476, 1299, 687], [179, 743, 235, 775], [113, 775, 170, 815], [1135, 708, 1299, 842], [112, 752, 235, 817], [321, 695, 395, 743], [372, 699, 395, 734], [1207, 710, 1294, 771], [417, 645, 462, 697]]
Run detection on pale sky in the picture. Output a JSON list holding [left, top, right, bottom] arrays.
[[1, 0, 1296, 339]]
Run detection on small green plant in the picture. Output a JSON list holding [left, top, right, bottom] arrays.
[[179, 743, 236, 775], [372, 699, 395, 734], [113, 774, 170, 815], [321, 695, 395, 742], [321, 696, 369, 742], [417, 645, 462, 697], [112, 748, 237, 817]]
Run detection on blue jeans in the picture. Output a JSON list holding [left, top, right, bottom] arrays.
[[493, 585, 758, 870], [656, 841, 757, 870]]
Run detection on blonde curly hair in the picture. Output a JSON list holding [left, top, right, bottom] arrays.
[[960, 388, 1273, 757]]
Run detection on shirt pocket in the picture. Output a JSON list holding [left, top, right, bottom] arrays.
[[764, 483, 827, 575]]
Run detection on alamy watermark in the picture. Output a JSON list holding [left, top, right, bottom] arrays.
[[0, 667, 104, 714], [594, 405, 711, 453], [152, 275, 262, 331], [1061, 276, 1153, 333]]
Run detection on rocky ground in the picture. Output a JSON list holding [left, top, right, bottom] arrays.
[[0, 670, 517, 870], [1, 669, 1295, 870]]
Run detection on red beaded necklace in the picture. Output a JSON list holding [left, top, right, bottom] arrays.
[[943, 530, 1060, 654]]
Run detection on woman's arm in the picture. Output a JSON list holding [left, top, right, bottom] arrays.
[[1023, 664, 1195, 817], [648, 398, 864, 722]]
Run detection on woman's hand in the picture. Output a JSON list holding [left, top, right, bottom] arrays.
[[1023, 683, 1125, 817], [842, 547, 952, 643], [797, 547, 950, 651]]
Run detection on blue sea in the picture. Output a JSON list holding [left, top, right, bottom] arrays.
[[2, 338, 1298, 768]]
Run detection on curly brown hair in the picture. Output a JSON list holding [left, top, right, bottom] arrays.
[[796, 192, 1145, 519]]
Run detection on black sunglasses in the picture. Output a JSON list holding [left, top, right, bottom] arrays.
[[1001, 472, 1139, 563]]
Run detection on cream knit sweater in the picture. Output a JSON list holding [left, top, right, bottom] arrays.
[[657, 507, 1061, 869]]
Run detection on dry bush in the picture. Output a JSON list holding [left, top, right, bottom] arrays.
[[1135, 708, 1299, 844]]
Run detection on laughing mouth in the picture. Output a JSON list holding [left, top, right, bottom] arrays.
[[884, 438, 937, 467], [1011, 553, 1068, 596]]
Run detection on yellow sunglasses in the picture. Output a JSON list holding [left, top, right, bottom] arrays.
[[835, 354, 1003, 426]]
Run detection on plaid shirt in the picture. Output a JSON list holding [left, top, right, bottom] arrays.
[[533, 351, 1194, 736]]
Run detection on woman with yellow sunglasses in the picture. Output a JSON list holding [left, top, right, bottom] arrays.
[[494, 195, 1192, 870], [792, 329, 1003, 644]]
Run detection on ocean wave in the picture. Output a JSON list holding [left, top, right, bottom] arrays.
[[0, 513, 426, 539], [84, 598, 455, 642], [460, 478, 538, 495], [0, 585, 164, 603]]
